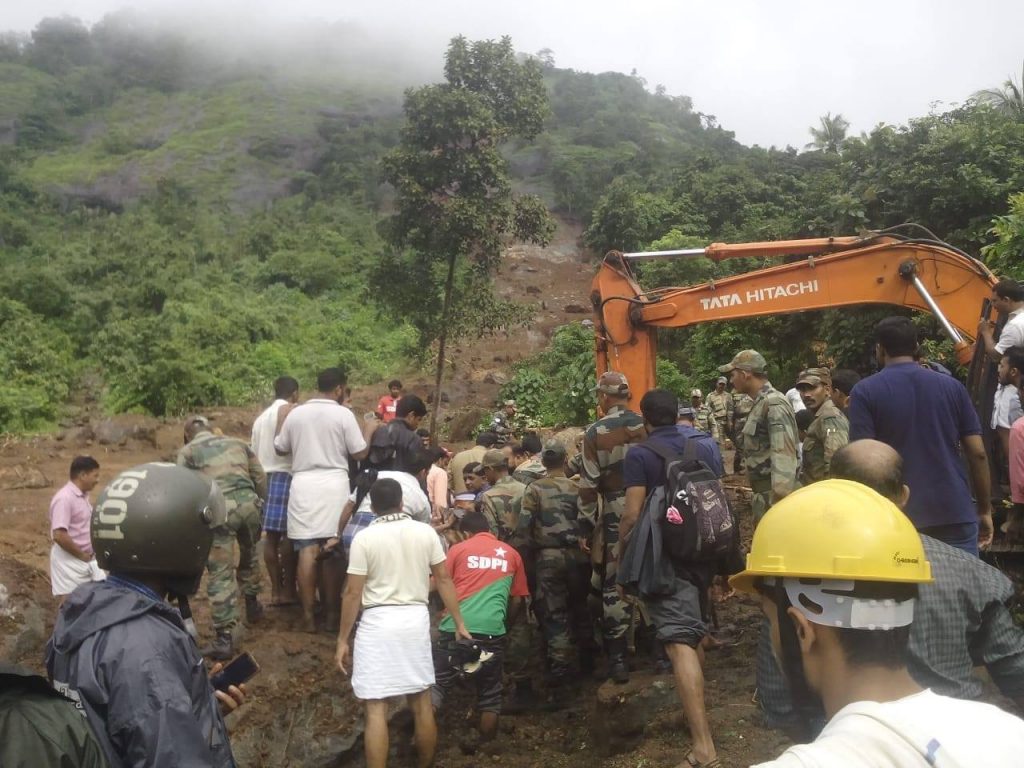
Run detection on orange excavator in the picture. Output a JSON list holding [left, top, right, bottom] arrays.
[[590, 226, 999, 410]]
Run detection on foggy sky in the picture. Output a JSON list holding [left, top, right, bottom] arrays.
[[3, 0, 1022, 149]]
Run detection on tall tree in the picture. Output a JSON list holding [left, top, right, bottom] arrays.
[[806, 111, 850, 153], [973, 61, 1024, 119], [374, 36, 555, 439]]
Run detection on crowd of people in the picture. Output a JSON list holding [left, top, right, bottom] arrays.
[[15, 298, 1024, 767]]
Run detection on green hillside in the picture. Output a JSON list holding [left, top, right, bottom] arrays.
[[1, 13, 1022, 432]]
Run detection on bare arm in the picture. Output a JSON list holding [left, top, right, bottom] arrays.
[[335, 573, 365, 675], [962, 434, 993, 548], [978, 321, 1002, 362], [430, 561, 472, 641], [52, 529, 91, 561], [618, 486, 647, 557]]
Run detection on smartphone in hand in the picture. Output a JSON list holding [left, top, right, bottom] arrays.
[[211, 652, 260, 692]]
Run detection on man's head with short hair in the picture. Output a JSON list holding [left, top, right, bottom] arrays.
[[640, 389, 679, 429], [369, 478, 403, 516], [396, 394, 427, 428], [459, 510, 491, 535], [521, 432, 542, 455], [992, 278, 1024, 311], [831, 439, 909, 508], [476, 431, 499, 448], [388, 379, 403, 397], [183, 415, 211, 443], [1002, 347, 1024, 390], [403, 448, 435, 478], [70, 455, 101, 492], [795, 408, 814, 435], [274, 376, 299, 402], [317, 367, 347, 399], [830, 369, 861, 410], [463, 462, 486, 492], [875, 316, 918, 360]]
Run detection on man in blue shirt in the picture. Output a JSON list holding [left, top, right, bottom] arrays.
[[619, 389, 720, 768], [847, 316, 992, 555]]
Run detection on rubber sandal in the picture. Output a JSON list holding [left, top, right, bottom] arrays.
[[685, 750, 723, 768]]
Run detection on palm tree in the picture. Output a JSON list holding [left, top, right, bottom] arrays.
[[806, 112, 850, 153], [972, 61, 1024, 119]]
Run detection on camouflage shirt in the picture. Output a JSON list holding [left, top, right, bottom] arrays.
[[479, 475, 526, 542], [578, 404, 646, 534], [800, 398, 850, 484], [515, 474, 581, 550], [738, 382, 800, 501], [565, 451, 584, 479], [693, 404, 722, 442], [706, 390, 734, 430], [733, 392, 754, 434], [177, 431, 267, 502], [512, 457, 546, 486]]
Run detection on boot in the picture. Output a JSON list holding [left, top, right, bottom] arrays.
[[245, 595, 264, 624], [606, 638, 630, 684], [202, 630, 234, 661], [503, 679, 536, 714]]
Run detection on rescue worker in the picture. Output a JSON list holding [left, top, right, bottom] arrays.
[[515, 440, 595, 706], [46, 463, 246, 767], [578, 371, 646, 683], [731, 389, 755, 475], [479, 449, 526, 541], [490, 400, 518, 444], [706, 376, 734, 440], [732, 480, 1024, 767], [512, 432, 547, 486], [794, 367, 849, 484], [690, 388, 722, 444], [178, 415, 267, 659], [719, 350, 799, 524]]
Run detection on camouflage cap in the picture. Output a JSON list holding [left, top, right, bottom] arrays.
[[593, 371, 630, 396], [718, 349, 768, 375], [503, 399, 516, 407], [541, 439, 567, 460], [717, 376, 728, 384], [480, 449, 508, 469], [796, 367, 832, 388], [690, 388, 702, 398]]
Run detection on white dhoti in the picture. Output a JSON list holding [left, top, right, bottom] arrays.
[[352, 604, 433, 700], [288, 468, 349, 540], [50, 543, 106, 596]]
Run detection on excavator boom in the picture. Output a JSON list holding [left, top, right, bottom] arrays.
[[592, 234, 997, 409]]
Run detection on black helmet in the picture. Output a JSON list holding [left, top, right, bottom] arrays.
[[91, 462, 226, 594]]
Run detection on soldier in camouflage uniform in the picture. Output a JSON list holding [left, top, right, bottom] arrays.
[[706, 376, 734, 438], [490, 400, 519, 445], [719, 350, 800, 525], [795, 367, 850, 484], [690, 388, 722, 444], [579, 371, 646, 683], [177, 416, 267, 659], [731, 390, 755, 474], [515, 441, 595, 705], [512, 432, 546, 486]]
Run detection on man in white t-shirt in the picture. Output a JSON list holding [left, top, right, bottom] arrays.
[[336, 479, 470, 768], [979, 278, 1024, 362], [251, 375, 300, 607], [732, 480, 1024, 768], [275, 367, 369, 632]]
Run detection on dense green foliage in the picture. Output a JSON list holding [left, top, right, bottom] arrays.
[[0, 14, 1020, 432]]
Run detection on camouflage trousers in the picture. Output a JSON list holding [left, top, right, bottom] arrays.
[[207, 497, 262, 632], [505, 556, 539, 684], [751, 491, 772, 527], [535, 547, 594, 678], [599, 500, 632, 644]]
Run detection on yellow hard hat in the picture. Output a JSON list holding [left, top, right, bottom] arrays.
[[730, 479, 932, 594]]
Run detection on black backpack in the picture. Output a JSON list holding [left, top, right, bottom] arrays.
[[637, 437, 735, 563], [367, 422, 403, 470]]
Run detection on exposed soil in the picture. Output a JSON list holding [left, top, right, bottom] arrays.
[[0, 217, 788, 766]]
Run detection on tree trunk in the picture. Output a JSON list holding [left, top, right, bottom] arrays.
[[428, 253, 458, 443]]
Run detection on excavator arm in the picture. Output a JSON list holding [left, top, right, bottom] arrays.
[[591, 234, 998, 409]]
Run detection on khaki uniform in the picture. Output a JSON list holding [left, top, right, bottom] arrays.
[[738, 383, 800, 524], [800, 399, 850, 484], [693, 404, 722, 443], [177, 432, 266, 632], [578, 405, 645, 644], [706, 389, 734, 432]]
